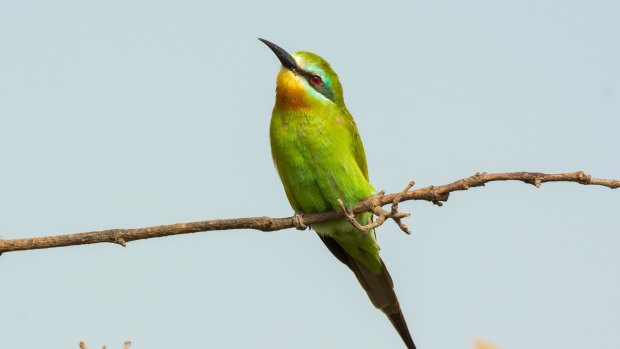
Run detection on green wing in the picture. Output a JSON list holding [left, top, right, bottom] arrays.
[[345, 109, 369, 181]]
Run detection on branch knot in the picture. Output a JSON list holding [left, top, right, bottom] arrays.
[[577, 171, 591, 184], [112, 230, 127, 247]]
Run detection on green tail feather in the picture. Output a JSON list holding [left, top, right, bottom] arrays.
[[330, 230, 381, 274], [319, 235, 416, 349]]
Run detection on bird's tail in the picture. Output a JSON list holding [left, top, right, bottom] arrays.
[[319, 235, 416, 349]]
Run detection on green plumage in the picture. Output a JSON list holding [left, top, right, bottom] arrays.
[[270, 51, 381, 273], [262, 41, 416, 349]]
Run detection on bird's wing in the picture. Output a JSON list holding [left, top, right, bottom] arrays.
[[344, 110, 369, 181]]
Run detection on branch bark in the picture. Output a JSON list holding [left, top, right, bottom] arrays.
[[1, 171, 617, 254]]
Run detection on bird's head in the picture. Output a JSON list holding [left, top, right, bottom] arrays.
[[260, 38, 344, 110]]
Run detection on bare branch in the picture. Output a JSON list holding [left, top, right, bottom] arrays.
[[1, 171, 617, 254]]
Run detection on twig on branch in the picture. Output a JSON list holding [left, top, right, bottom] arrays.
[[0, 171, 617, 255]]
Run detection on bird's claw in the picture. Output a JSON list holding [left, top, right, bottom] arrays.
[[337, 199, 372, 233], [337, 181, 415, 235], [292, 211, 307, 230]]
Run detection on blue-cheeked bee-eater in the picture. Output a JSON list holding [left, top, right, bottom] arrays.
[[261, 38, 416, 349]]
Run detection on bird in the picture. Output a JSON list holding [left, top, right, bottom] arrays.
[[260, 38, 416, 349]]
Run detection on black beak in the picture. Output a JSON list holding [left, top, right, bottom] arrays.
[[259, 38, 298, 72]]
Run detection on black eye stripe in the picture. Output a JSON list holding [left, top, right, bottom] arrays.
[[298, 69, 334, 101], [299, 70, 315, 80]]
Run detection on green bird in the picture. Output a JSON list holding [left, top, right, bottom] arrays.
[[260, 38, 416, 349]]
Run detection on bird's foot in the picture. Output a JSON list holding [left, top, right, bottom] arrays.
[[337, 181, 415, 235], [337, 199, 374, 233], [292, 211, 307, 231]]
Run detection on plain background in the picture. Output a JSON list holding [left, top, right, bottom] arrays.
[[1, 1, 618, 348]]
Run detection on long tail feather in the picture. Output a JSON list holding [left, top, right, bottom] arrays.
[[319, 235, 416, 349]]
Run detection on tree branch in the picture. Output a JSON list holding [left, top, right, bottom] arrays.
[[1, 171, 617, 254]]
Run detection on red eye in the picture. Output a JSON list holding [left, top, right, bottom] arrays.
[[310, 75, 323, 85]]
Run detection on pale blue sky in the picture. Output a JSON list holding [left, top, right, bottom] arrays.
[[1, 1, 618, 348]]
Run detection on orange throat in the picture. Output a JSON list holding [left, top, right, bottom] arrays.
[[275, 68, 310, 110]]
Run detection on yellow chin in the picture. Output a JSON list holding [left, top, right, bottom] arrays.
[[275, 68, 310, 110]]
